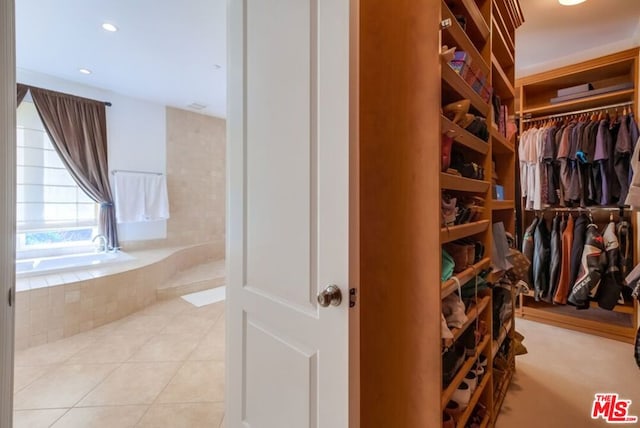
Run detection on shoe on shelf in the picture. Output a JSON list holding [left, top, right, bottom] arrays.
[[451, 381, 471, 409], [440, 45, 457, 63], [442, 411, 455, 428], [445, 400, 463, 422], [465, 371, 478, 394], [443, 99, 471, 125]]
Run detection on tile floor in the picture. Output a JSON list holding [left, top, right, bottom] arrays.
[[13, 296, 226, 428]]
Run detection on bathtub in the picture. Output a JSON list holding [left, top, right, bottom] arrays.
[[16, 251, 136, 278]]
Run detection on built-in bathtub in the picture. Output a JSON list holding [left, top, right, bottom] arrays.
[[16, 251, 136, 278], [14, 242, 221, 351]]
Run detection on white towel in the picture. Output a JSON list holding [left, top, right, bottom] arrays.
[[144, 175, 170, 220], [113, 172, 146, 223]]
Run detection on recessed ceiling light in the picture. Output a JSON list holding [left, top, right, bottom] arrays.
[[558, 0, 586, 5], [213, 64, 221, 70], [187, 102, 207, 110], [101, 22, 118, 32], [79, 68, 92, 75]]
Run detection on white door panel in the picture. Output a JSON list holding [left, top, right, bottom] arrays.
[[227, 0, 350, 426]]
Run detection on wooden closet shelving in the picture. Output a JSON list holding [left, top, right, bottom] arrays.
[[515, 48, 640, 344], [440, 0, 521, 426]]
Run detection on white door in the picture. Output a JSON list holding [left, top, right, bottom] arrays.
[[0, 0, 16, 426], [226, 0, 351, 426]]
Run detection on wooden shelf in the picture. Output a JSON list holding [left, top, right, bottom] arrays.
[[449, 296, 492, 343], [521, 89, 635, 117], [441, 115, 489, 155], [491, 127, 514, 154], [491, 16, 514, 68], [492, 364, 514, 423], [456, 371, 493, 428], [491, 200, 514, 210], [480, 412, 491, 428], [441, 173, 491, 193], [456, 0, 491, 42], [491, 54, 515, 99], [441, 220, 491, 244], [492, 317, 513, 357], [589, 300, 635, 314], [441, 333, 492, 409], [442, 65, 491, 118], [441, 0, 490, 77], [442, 258, 491, 299]]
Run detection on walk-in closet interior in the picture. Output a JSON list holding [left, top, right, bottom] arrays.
[[359, 0, 639, 427]]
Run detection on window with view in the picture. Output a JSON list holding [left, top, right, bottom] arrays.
[[16, 101, 98, 259]]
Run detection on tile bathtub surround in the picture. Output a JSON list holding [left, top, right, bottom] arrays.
[[15, 244, 220, 350], [13, 296, 225, 428]]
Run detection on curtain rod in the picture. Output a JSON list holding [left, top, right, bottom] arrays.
[[19, 83, 112, 107], [111, 169, 163, 176], [520, 101, 634, 123]]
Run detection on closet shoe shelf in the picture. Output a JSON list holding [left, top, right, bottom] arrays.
[[491, 54, 515, 99], [441, 220, 490, 244], [441, 173, 490, 193], [456, 371, 493, 428], [491, 200, 514, 210], [441, 115, 489, 155], [441, 258, 491, 299], [492, 317, 513, 358], [441, 333, 492, 409], [455, 0, 490, 42], [449, 295, 491, 344], [490, 127, 514, 154], [442, 65, 490, 117], [492, 366, 514, 424], [441, 0, 490, 77]]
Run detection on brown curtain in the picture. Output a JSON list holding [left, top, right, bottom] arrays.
[[17, 83, 28, 106], [29, 87, 119, 249]]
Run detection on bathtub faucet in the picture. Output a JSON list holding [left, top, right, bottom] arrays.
[[92, 234, 108, 253]]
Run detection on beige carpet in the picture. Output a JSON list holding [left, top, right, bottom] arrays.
[[496, 318, 640, 428]]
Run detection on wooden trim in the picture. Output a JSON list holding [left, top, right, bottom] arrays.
[[522, 89, 635, 117], [491, 16, 514, 68], [491, 200, 514, 210], [359, 0, 441, 425], [491, 127, 514, 153], [459, 0, 490, 42], [441, 220, 491, 243], [0, 0, 16, 425], [516, 48, 640, 87], [349, 0, 360, 426], [441, 173, 491, 193]]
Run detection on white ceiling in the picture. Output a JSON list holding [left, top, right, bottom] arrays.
[[516, 0, 640, 78], [16, 0, 640, 114], [16, 0, 227, 117]]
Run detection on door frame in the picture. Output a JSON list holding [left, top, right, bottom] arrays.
[[0, 0, 17, 426]]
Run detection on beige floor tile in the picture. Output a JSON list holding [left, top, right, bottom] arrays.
[[137, 402, 224, 428], [160, 314, 216, 337], [78, 362, 180, 406], [13, 365, 53, 392], [156, 361, 224, 404], [14, 364, 117, 410], [13, 409, 68, 428], [66, 334, 153, 364], [139, 298, 192, 316], [189, 328, 225, 361], [15, 334, 95, 367], [187, 301, 225, 320], [113, 314, 173, 335], [128, 334, 200, 362], [50, 405, 147, 428]]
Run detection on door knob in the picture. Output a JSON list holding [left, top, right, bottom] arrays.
[[317, 285, 342, 307]]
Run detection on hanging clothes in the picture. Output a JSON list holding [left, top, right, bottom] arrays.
[[533, 218, 551, 301], [569, 214, 590, 290], [522, 216, 539, 285], [568, 223, 607, 309], [598, 221, 623, 310], [546, 214, 562, 302], [554, 214, 574, 305]]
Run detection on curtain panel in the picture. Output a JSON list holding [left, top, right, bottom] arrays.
[[16, 83, 28, 106], [29, 87, 119, 249]]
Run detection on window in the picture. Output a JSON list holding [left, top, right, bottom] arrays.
[[16, 101, 97, 258]]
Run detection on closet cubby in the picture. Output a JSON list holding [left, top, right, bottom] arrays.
[[515, 48, 640, 344], [440, 0, 521, 426]]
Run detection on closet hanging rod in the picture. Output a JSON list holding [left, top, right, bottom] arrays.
[[110, 169, 163, 176], [521, 101, 634, 123], [525, 206, 630, 213]]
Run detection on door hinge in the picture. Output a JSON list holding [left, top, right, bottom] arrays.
[[7, 287, 13, 307], [349, 288, 357, 308]]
